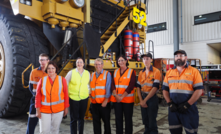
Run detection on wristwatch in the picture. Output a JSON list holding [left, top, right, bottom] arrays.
[[113, 93, 116, 97]]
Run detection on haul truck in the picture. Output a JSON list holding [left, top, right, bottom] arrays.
[[0, 0, 148, 117]]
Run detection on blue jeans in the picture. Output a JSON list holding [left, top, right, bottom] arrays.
[[141, 94, 158, 134]]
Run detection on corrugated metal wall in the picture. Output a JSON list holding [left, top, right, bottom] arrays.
[[145, 0, 221, 64], [146, 0, 173, 46], [146, 0, 221, 45], [182, 0, 221, 43]]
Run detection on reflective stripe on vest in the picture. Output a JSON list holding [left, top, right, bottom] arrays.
[[90, 70, 109, 103], [112, 93, 134, 97], [170, 89, 194, 94], [41, 76, 64, 106], [115, 69, 132, 90], [94, 70, 107, 91], [111, 68, 134, 103], [141, 83, 153, 87], [114, 68, 132, 79], [92, 95, 106, 99], [168, 80, 193, 85]]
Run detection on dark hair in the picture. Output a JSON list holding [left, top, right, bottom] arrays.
[[76, 57, 85, 64], [39, 53, 49, 60], [45, 61, 59, 74], [116, 55, 129, 68]]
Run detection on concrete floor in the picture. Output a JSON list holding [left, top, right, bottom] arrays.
[[0, 97, 221, 134]]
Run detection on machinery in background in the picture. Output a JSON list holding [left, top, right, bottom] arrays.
[[0, 0, 148, 117], [196, 64, 221, 102]]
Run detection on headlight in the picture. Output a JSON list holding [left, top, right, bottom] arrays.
[[138, 23, 142, 29], [70, 0, 85, 8]]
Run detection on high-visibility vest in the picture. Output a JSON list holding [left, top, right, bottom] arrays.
[[40, 75, 64, 113], [68, 69, 90, 101], [110, 68, 134, 103], [90, 70, 110, 104]]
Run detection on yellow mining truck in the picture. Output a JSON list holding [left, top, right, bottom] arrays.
[[0, 0, 148, 117]]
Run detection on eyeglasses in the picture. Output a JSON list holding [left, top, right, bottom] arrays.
[[47, 67, 55, 70], [76, 62, 83, 64], [39, 59, 48, 61], [118, 60, 125, 62], [175, 54, 186, 58], [94, 63, 102, 66]]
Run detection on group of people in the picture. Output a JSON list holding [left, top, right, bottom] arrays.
[[26, 49, 203, 134]]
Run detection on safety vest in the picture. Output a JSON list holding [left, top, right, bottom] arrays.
[[90, 70, 110, 104], [110, 68, 134, 103], [40, 75, 64, 113], [68, 69, 90, 101]]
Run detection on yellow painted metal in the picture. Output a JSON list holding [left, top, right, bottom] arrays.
[[84, 0, 91, 23], [10, 0, 85, 28], [55, 3, 84, 21], [22, 63, 34, 88], [0, 42, 5, 88], [69, 23, 78, 28], [59, 60, 76, 77], [99, 9, 133, 57], [107, 0, 125, 8], [140, 2, 146, 11], [87, 59, 144, 71], [11, 0, 45, 21], [134, 88, 140, 106], [48, 18, 59, 28], [59, 21, 69, 30]]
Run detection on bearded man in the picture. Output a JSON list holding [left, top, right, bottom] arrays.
[[162, 50, 204, 134]]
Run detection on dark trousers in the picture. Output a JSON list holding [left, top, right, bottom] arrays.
[[141, 94, 158, 134], [26, 103, 38, 134], [169, 104, 199, 134], [69, 97, 88, 134], [113, 102, 134, 134], [91, 103, 111, 134]]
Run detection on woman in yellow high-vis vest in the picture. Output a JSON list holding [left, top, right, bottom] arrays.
[[65, 57, 90, 134]]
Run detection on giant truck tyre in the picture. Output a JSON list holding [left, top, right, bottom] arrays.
[[0, 14, 49, 117]]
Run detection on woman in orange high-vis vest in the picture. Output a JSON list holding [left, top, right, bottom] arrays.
[[35, 61, 69, 134], [110, 55, 136, 134]]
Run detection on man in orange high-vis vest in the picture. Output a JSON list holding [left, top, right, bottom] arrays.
[[162, 50, 203, 134], [137, 53, 161, 134], [90, 58, 111, 134], [26, 53, 49, 134]]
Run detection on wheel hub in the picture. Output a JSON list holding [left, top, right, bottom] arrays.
[[0, 42, 5, 89]]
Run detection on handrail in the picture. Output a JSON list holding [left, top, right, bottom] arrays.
[[51, 27, 83, 61], [101, 0, 135, 36], [22, 63, 34, 88], [115, 0, 122, 36], [101, 2, 125, 36], [58, 41, 85, 74], [148, 40, 154, 65]]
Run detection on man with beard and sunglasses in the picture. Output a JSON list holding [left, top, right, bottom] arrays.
[[162, 50, 204, 134]]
